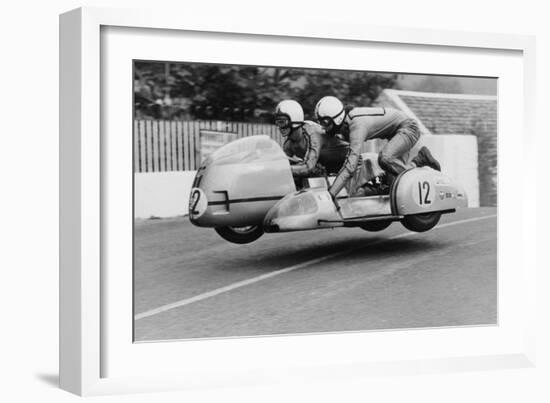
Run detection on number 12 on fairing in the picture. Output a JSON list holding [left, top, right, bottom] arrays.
[[418, 181, 432, 205]]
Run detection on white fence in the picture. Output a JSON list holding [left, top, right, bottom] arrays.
[[134, 120, 283, 172]]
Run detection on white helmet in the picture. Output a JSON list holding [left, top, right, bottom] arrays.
[[274, 100, 304, 135], [315, 96, 345, 131]]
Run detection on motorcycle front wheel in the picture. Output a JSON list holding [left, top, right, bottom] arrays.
[[214, 225, 264, 244]]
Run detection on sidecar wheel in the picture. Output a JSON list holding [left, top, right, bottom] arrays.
[[215, 225, 264, 244], [401, 212, 441, 232], [359, 220, 392, 232]]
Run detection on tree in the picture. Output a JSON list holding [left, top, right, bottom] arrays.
[[134, 61, 398, 121]]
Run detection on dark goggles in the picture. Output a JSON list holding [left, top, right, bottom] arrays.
[[274, 114, 292, 130], [274, 113, 304, 131], [318, 108, 345, 129], [318, 116, 335, 128]]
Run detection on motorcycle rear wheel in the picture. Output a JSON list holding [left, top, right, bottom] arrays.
[[401, 212, 441, 232]]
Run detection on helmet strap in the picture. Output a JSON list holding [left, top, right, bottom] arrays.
[[331, 107, 345, 123]]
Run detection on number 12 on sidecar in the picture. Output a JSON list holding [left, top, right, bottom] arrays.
[[189, 135, 468, 244]]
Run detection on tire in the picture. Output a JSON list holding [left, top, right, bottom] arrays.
[[214, 225, 264, 244], [359, 220, 392, 232], [401, 212, 442, 232]]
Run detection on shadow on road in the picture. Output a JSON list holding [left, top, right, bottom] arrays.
[[217, 236, 445, 274]]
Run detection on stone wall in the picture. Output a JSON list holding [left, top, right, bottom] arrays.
[[374, 90, 497, 206], [471, 120, 498, 207]]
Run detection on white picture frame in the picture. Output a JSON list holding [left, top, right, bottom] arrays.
[[59, 6, 537, 396]]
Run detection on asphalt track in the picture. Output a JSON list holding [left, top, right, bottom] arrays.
[[133, 207, 497, 342]]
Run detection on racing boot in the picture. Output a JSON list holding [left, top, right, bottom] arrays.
[[412, 146, 441, 171], [352, 176, 390, 197], [353, 183, 378, 197]]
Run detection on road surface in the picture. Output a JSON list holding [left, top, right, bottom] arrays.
[[134, 207, 497, 341]]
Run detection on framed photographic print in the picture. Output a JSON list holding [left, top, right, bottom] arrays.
[[60, 6, 537, 396]]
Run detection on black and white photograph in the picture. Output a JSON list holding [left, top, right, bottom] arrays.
[[5, 0, 548, 400], [132, 61, 497, 342]]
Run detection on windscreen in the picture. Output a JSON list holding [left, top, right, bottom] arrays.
[[209, 135, 286, 166]]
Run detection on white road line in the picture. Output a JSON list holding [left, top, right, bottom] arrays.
[[135, 214, 497, 321]]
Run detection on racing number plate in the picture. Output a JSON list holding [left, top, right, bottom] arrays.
[[414, 179, 435, 207], [189, 187, 208, 219]]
